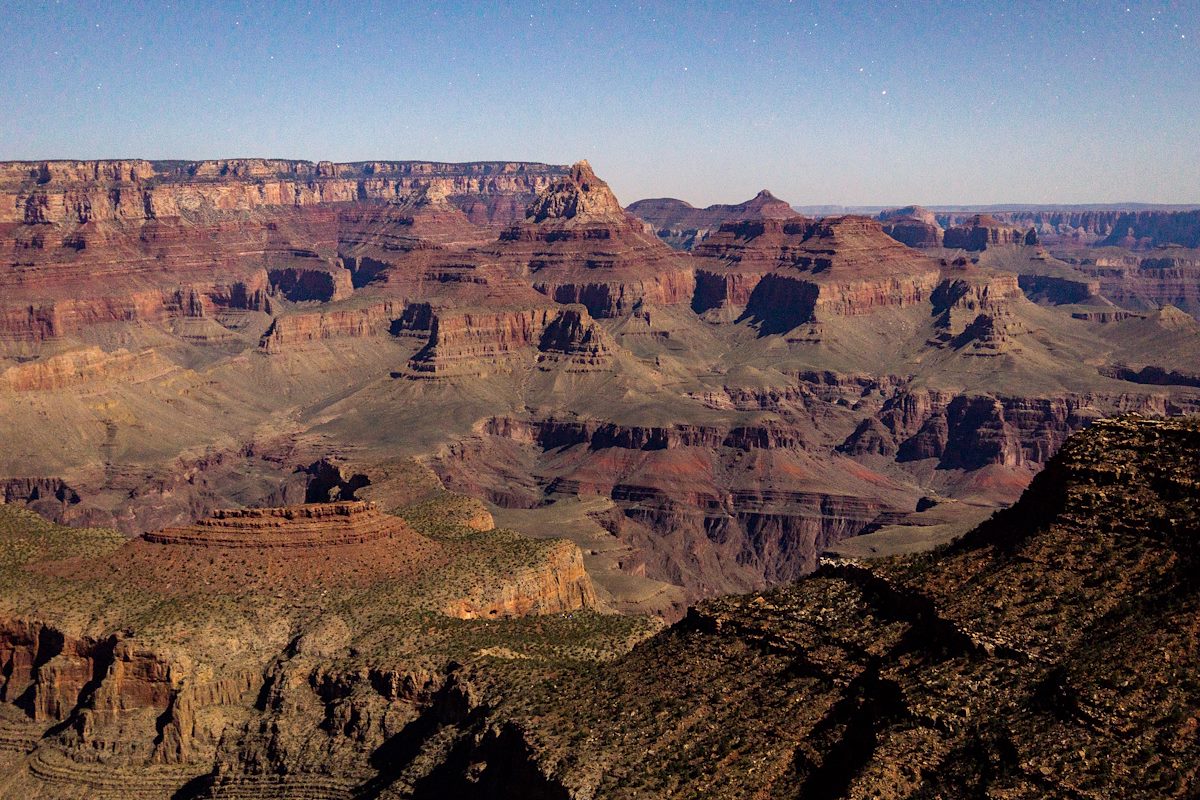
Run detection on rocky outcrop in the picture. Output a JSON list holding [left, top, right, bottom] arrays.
[[1097, 208, 1200, 248], [144, 501, 416, 547], [0, 347, 176, 391], [878, 205, 944, 248], [0, 159, 566, 226], [627, 189, 796, 250], [489, 162, 696, 318], [694, 216, 943, 331], [0, 160, 566, 344], [405, 304, 612, 376], [926, 270, 1030, 354], [839, 387, 1200, 469], [442, 539, 597, 619], [1063, 250, 1200, 316], [258, 300, 400, 352], [943, 214, 1038, 250]]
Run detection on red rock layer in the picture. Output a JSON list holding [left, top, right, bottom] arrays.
[[943, 214, 1038, 250], [258, 300, 401, 352], [0, 160, 566, 344], [693, 216, 943, 324], [1064, 251, 1200, 316], [144, 501, 411, 547], [0, 159, 565, 226], [485, 161, 696, 318], [404, 303, 612, 376]]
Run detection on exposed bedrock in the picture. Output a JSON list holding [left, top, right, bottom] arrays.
[[0, 159, 566, 226], [943, 214, 1038, 250], [881, 217, 944, 248], [266, 263, 353, 303], [444, 417, 909, 596], [627, 189, 796, 250], [0, 619, 259, 766], [405, 304, 612, 375], [535, 269, 697, 318], [694, 215, 943, 330], [877, 207, 944, 248], [840, 388, 1200, 469], [259, 299, 400, 352], [1016, 273, 1101, 304], [1063, 252, 1200, 316], [490, 161, 698, 318]]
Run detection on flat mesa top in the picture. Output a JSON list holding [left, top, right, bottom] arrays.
[[145, 501, 413, 547]]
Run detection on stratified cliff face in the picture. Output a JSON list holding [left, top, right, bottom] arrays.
[[0, 159, 564, 344], [628, 189, 796, 250], [485, 161, 697, 318], [0, 159, 565, 226], [931, 207, 1200, 249], [1061, 250, 1200, 317], [692, 215, 942, 327], [404, 303, 613, 376], [878, 205, 944, 248], [943, 214, 1038, 250]]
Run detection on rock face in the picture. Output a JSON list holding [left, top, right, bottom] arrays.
[[878, 205, 944, 247], [145, 500, 409, 547], [693, 215, 942, 327], [402, 303, 612, 376], [962, 208, 1200, 249], [0, 159, 564, 345], [628, 189, 796, 250], [943, 213, 1038, 250], [1061, 250, 1200, 317], [487, 161, 696, 318]]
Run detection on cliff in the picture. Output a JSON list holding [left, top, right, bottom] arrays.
[[485, 161, 697, 318], [693, 215, 943, 328], [943, 213, 1038, 250], [627, 189, 796, 250], [403, 303, 613, 376], [0, 159, 566, 226]]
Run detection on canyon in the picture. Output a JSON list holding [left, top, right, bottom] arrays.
[[0, 157, 1199, 795], [3, 157, 1200, 611], [0, 415, 1195, 797]]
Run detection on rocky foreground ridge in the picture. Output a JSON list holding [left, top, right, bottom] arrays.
[[0, 417, 1195, 797]]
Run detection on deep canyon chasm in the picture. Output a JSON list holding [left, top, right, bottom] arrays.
[[0, 157, 1199, 795]]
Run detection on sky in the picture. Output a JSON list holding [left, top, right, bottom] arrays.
[[1, 1, 1197, 206]]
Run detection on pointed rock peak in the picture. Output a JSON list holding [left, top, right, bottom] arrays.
[[526, 160, 624, 223], [742, 189, 794, 218], [570, 159, 598, 185]]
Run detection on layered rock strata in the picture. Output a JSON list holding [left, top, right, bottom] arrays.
[[627, 189, 796, 250], [144, 501, 406, 547]]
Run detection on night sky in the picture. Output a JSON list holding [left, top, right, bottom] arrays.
[[2, 1, 1196, 206]]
